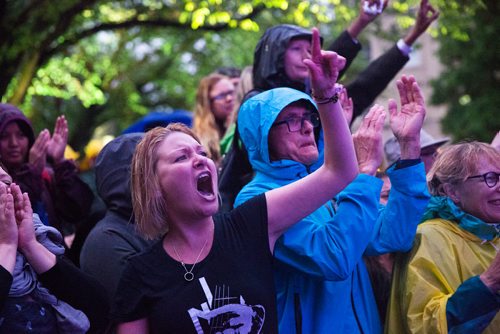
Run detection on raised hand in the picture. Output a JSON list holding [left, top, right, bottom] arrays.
[[404, 0, 440, 45], [388, 75, 426, 159], [47, 116, 69, 164], [348, 1, 390, 39], [0, 183, 17, 273], [0, 183, 17, 247], [10, 183, 35, 253], [360, 0, 389, 20], [29, 129, 50, 175], [352, 104, 386, 175], [304, 28, 346, 100], [339, 86, 354, 125]]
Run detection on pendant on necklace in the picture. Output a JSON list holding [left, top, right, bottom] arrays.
[[172, 236, 210, 283], [184, 272, 194, 282]]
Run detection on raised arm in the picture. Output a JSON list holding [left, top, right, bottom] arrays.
[[389, 75, 425, 159], [403, 0, 439, 47], [365, 75, 429, 254], [329, 1, 389, 78], [47, 115, 69, 164], [28, 129, 50, 176], [347, 0, 389, 40], [266, 28, 358, 251], [48, 115, 94, 221]]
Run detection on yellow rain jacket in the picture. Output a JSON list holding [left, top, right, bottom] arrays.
[[386, 218, 500, 333]]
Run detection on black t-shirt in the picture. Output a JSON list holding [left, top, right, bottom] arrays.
[[111, 194, 277, 333]]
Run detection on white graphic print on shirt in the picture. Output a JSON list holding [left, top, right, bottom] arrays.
[[187, 277, 265, 333]]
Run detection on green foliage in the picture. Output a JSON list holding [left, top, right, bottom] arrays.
[[430, 0, 499, 141], [2, 0, 496, 149]]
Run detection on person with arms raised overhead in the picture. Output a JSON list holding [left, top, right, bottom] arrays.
[[111, 28, 358, 334], [236, 47, 431, 333], [219, 0, 439, 211]]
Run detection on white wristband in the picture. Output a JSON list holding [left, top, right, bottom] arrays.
[[397, 39, 413, 57]]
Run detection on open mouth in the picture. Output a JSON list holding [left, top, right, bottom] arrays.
[[197, 172, 214, 196], [490, 199, 500, 206], [301, 142, 316, 148]]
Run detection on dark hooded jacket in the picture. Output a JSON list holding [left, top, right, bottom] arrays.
[[80, 133, 154, 302], [219, 25, 409, 212], [0, 103, 93, 235], [251, 24, 409, 119]]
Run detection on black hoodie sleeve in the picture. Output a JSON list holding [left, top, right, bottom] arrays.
[[39, 256, 110, 333], [327, 30, 362, 79], [0, 265, 13, 311], [346, 44, 409, 120]]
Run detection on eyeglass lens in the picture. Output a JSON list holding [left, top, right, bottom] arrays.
[[287, 113, 320, 132], [484, 172, 499, 187], [211, 91, 234, 101]]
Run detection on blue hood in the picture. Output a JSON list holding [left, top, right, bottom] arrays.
[[237, 87, 323, 182]]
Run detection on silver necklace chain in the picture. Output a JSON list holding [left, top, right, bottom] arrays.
[[172, 237, 209, 282]]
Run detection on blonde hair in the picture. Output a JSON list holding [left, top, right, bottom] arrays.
[[427, 141, 500, 196], [131, 123, 201, 239], [226, 66, 253, 129], [193, 73, 229, 165]]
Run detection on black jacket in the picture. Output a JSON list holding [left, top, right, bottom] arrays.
[[250, 24, 409, 119]]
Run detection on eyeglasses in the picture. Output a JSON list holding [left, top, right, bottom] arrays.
[[467, 171, 500, 188], [272, 113, 320, 132], [210, 90, 234, 101]]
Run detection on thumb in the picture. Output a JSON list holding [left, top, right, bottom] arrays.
[[388, 99, 398, 120]]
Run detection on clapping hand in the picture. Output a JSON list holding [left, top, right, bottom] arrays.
[[353, 105, 386, 175], [304, 28, 346, 100], [10, 183, 35, 253], [339, 86, 354, 125], [0, 182, 17, 273], [0, 183, 17, 248], [388, 75, 426, 159], [29, 129, 50, 175], [47, 116, 69, 164]]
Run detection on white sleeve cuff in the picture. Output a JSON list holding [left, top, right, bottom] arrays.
[[397, 39, 413, 57]]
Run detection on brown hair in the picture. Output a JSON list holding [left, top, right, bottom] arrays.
[[131, 123, 201, 239], [427, 141, 500, 196], [192, 73, 230, 165]]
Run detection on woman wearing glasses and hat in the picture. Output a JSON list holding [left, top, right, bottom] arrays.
[[387, 141, 500, 333]]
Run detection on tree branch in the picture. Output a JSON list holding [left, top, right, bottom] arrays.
[[41, 4, 265, 62]]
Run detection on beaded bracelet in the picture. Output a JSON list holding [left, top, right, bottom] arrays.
[[313, 86, 343, 105]]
